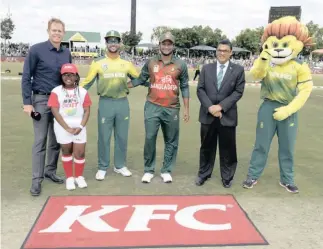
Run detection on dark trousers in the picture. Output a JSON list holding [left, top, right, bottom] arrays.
[[32, 94, 60, 184], [198, 118, 237, 181], [194, 70, 200, 80], [144, 101, 179, 174]]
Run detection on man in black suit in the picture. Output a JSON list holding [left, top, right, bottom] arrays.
[[195, 39, 246, 188]]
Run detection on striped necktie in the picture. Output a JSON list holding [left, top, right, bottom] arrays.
[[217, 64, 225, 89]]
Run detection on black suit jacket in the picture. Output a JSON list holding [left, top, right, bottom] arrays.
[[197, 61, 246, 126]]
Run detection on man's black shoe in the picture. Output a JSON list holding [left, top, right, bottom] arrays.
[[45, 173, 64, 184], [222, 179, 233, 188], [195, 176, 207, 186], [30, 182, 41, 196]]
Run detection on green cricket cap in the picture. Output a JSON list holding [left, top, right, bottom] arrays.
[[159, 32, 175, 43], [104, 30, 121, 39]]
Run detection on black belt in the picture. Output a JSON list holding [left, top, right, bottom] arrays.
[[33, 90, 51, 96]]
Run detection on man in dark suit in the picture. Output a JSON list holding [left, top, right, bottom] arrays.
[[195, 39, 245, 188]]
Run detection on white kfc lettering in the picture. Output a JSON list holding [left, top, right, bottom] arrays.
[[175, 204, 231, 231], [124, 205, 178, 231], [39, 204, 231, 233], [39, 205, 127, 233]]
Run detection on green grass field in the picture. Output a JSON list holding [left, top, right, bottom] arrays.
[[2, 61, 323, 86], [1, 67, 323, 248]]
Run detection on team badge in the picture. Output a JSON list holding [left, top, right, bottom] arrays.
[[153, 64, 159, 73], [102, 64, 108, 71]]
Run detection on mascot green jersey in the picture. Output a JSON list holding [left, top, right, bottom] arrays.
[[242, 16, 314, 194]]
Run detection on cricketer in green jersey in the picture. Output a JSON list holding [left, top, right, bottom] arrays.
[[128, 32, 190, 184], [81, 30, 139, 180]]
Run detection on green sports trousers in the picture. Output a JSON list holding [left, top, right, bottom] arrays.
[[97, 96, 130, 170], [143, 101, 180, 174], [247, 100, 298, 185]]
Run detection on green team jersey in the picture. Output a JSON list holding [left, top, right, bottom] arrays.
[[131, 55, 190, 108], [80, 55, 139, 98], [260, 59, 312, 104]]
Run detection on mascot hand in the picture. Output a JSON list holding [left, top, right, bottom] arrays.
[[259, 50, 271, 61], [273, 106, 291, 121]]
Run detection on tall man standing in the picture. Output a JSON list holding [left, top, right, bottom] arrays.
[[195, 39, 245, 188], [81, 30, 139, 180], [21, 18, 72, 196], [128, 32, 190, 184]]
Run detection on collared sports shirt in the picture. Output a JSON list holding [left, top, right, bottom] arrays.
[[131, 55, 190, 108], [260, 59, 312, 104], [80, 55, 139, 98]]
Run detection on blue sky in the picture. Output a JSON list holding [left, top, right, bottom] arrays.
[[1, 0, 322, 46]]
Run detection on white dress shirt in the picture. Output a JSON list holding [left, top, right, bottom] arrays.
[[217, 60, 230, 77]]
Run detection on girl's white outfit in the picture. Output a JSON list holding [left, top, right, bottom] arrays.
[[48, 86, 92, 144]]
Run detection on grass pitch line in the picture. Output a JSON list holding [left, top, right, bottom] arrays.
[[2, 76, 323, 90]]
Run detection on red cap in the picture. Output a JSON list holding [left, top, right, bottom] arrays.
[[61, 63, 78, 74]]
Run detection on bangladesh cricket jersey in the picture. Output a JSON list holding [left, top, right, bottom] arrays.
[[132, 55, 190, 108], [260, 59, 312, 104], [80, 55, 139, 98]]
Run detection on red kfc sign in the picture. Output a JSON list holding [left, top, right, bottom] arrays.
[[22, 195, 268, 248]]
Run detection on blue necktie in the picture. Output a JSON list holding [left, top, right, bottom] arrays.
[[217, 64, 225, 89]]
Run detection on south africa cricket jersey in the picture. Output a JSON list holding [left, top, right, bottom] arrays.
[[260, 59, 312, 104], [80, 55, 139, 98], [132, 55, 190, 108]]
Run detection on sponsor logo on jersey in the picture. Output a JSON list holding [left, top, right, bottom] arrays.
[[103, 72, 126, 78], [101, 64, 108, 71]]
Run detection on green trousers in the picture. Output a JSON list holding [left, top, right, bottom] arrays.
[[98, 96, 130, 170], [144, 101, 180, 174], [247, 100, 298, 185]]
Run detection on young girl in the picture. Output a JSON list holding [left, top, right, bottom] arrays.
[[48, 63, 92, 190]]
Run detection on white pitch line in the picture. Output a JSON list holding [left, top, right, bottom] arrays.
[[2, 76, 323, 90]]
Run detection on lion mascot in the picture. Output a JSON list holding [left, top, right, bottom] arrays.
[[242, 16, 314, 193]]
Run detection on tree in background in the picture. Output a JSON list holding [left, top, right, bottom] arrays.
[[1, 15, 15, 53], [150, 25, 227, 57], [233, 22, 323, 56], [306, 21, 323, 50], [150, 26, 172, 43], [121, 31, 143, 55], [234, 27, 264, 55], [171, 27, 200, 48]]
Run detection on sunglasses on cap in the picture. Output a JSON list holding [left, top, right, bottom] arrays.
[[105, 37, 121, 44]]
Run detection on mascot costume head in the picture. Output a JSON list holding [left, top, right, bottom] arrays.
[[260, 16, 313, 65], [243, 16, 313, 194]]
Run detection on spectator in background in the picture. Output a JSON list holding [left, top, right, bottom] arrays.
[[193, 63, 201, 81]]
